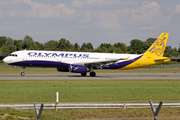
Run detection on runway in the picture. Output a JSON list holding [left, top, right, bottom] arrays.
[[0, 73, 180, 80]]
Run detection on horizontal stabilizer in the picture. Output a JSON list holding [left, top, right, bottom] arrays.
[[154, 58, 170, 62]]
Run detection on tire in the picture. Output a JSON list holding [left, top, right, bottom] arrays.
[[21, 72, 25, 76], [81, 72, 87, 76], [90, 72, 96, 77]]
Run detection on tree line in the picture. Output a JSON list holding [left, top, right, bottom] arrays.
[[0, 35, 180, 57]]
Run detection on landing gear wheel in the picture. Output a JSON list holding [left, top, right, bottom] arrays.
[[21, 72, 25, 76], [81, 72, 87, 76], [90, 72, 96, 77]]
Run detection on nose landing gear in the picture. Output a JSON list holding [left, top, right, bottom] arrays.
[[21, 66, 25, 76]]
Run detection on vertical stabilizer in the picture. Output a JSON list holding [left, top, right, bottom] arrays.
[[144, 33, 169, 57]]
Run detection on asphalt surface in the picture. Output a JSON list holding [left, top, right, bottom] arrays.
[[0, 73, 180, 80]]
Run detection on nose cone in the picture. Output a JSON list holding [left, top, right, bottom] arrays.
[[3, 57, 9, 65]]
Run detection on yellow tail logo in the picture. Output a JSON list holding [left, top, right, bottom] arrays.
[[120, 33, 170, 70], [145, 33, 169, 57]]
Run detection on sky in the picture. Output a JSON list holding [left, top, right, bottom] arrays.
[[0, 0, 180, 49]]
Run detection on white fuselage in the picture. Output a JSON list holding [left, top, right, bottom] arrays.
[[3, 50, 141, 69]]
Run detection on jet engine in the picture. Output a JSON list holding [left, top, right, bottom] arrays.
[[69, 65, 90, 73]]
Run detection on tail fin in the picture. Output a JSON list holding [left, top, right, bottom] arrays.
[[144, 33, 169, 57]]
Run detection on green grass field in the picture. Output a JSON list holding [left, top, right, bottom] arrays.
[[0, 80, 180, 119], [0, 80, 180, 103]]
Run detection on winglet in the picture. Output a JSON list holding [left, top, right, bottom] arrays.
[[126, 57, 130, 61]]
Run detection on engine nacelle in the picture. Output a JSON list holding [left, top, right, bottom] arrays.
[[70, 65, 90, 73], [57, 67, 69, 72]]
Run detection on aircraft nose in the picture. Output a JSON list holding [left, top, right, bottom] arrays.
[[3, 57, 9, 65]]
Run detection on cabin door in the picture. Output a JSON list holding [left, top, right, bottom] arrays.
[[22, 50, 27, 61]]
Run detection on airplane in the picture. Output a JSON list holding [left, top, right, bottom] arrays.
[[3, 33, 170, 77]]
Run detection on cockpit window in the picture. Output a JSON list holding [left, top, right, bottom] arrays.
[[9, 54, 17, 57]]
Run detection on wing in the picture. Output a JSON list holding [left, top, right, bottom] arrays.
[[66, 57, 130, 68]]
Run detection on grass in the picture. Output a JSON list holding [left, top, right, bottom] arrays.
[[0, 80, 180, 103], [1, 63, 180, 119]]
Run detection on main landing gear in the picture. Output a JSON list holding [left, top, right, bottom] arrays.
[[21, 66, 25, 76], [81, 72, 87, 76], [89, 67, 96, 77], [80, 67, 96, 77], [90, 72, 96, 77], [80, 72, 96, 77]]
